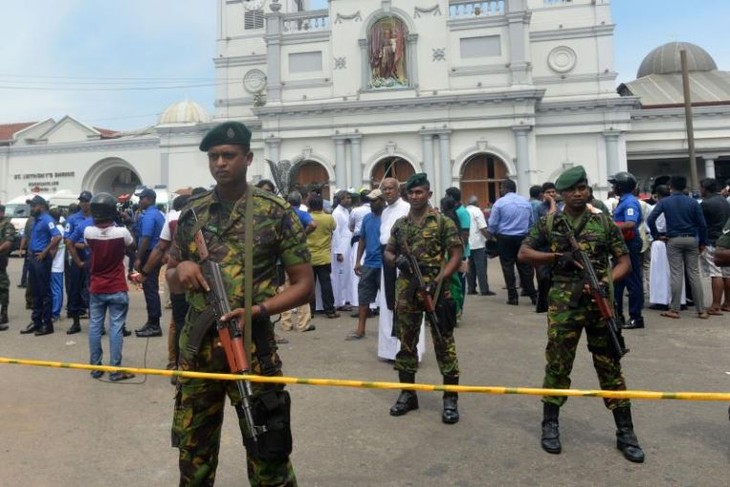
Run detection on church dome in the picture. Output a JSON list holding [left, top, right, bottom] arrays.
[[637, 42, 717, 79], [157, 100, 211, 126]]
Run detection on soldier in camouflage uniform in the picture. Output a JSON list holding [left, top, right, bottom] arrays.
[[167, 122, 313, 486], [518, 165, 645, 463], [384, 173, 463, 424], [0, 204, 17, 328]]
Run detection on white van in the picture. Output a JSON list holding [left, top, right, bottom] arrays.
[[4, 192, 54, 252]]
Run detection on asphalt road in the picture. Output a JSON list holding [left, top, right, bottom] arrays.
[[0, 257, 728, 486]]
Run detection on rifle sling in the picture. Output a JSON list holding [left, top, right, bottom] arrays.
[[244, 185, 254, 368]]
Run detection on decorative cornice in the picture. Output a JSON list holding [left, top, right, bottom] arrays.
[[6, 137, 160, 156], [533, 71, 617, 85], [530, 24, 615, 42], [537, 96, 639, 113], [214, 54, 267, 68], [447, 15, 508, 31], [254, 89, 546, 118], [414, 5, 441, 18]]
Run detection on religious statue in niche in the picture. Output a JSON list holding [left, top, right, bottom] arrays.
[[368, 17, 408, 89]]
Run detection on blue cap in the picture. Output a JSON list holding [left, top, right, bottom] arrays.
[[78, 190, 93, 202], [138, 188, 157, 200]]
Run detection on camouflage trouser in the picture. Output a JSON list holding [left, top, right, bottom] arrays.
[[173, 331, 296, 487], [394, 278, 460, 377], [0, 269, 9, 306], [542, 291, 629, 410]]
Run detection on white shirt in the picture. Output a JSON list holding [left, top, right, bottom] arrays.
[[466, 205, 488, 250], [380, 198, 410, 245], [349, 203, 371, 236], [159, 209, 181, 242], [331, 205, 353, 255], [52, 223, 65, 273]]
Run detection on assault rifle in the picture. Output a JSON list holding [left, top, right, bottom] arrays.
[[398, 233, 443, 342], [193, 226, 265, 447], [566, 233, 629, 360]]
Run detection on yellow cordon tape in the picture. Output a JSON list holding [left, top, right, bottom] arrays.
[[2, 356, 729, 401]]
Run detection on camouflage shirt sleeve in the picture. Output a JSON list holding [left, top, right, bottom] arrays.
[[522, 216, 548, 250], [1, 220, 16, 243], [168, 208, 194, 263], [440, 215, 463, 250], [606, 215, 629, 258]]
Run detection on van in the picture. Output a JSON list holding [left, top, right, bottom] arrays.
[[4, 192, 54, 252], [48, 189, 80, 212]]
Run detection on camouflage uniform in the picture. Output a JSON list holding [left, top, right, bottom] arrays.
[[0, 216, 16, 308], [389, 210, 462, 377], [523, 210, 630, 409], [169, 187, 310, 487]]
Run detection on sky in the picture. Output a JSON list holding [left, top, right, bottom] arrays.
[[1, 0, 729, 131]]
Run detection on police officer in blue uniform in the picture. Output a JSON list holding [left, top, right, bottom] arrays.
[[133, 188, 165, 337], [20, 195, 62, 336], [64, 191, 93, 334], [609, 171, 645, 329]]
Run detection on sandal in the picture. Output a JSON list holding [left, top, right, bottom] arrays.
[[697, 312, 709, 320], [345, 332, 365, 341], [660, 311, 680, 319], [707, 309, 724, 316]]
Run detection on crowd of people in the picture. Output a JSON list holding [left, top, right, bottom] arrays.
[[2, 118, 730, 484]]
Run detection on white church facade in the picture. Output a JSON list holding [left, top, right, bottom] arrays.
[[1, 0, 729, 209]]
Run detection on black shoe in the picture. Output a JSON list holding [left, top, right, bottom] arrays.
[[0, 323, 8, 331], [507, 298, 519, 306], [622, 318, 645, 329], [135, 323, 152, 334], [34, 325, 54, 336], [136, 326, 162, 337], [20, 323, 38, 334], [122, 326, 131, 337], [541, 403, 562, 454], [66, 324, 81, 335], [442, 395, 459, 424], [530, 295, 537, 305], [680, 304, 688, 311], [648, 304, 668, 311], [390, 391, 419, 416], [467, 291, 478, 295], [481, 291, 496, 296]]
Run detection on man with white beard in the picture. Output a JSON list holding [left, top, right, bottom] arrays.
[[332, 190, 354, 311], [377, 177, 425, 361]]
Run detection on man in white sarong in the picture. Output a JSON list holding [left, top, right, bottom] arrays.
[[378, 178, 425, 361], [648, 185, 686, 308], [332, 190, 353, 310]]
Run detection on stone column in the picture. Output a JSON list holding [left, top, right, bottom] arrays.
[[603, 131, 620, 178], [350, 135, 363, 189], [358, 39, 369, 89], [334, 137, 347, 190], [704, 157, 716, 179], [265, 4, 283, 102], [266, 137, 281, 165], [438, 131, 452, 197], [420, 132, 435, 177], [407, 33, 419, 88], [512, 126, 532, 196], [506, 0, 530, 85]]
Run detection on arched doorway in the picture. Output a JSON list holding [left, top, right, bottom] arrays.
[[83, 158, 142, 198], [291, 160, 331, 200], [460, 153, 507, 206], [370, 157, 415, 187]]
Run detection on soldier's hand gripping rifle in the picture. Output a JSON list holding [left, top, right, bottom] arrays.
[[566, 233, 629, 360], [397, 231, 444, 342], [193, 223, 266, 447]]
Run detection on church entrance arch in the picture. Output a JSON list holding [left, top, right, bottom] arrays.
[[460, 153, 508, 206], [83, 158, 142, 198], [291, 160, 331, 200], [370, 157, 415, 188]]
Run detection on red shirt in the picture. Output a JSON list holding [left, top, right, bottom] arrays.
[[84, 224, 134, 294]]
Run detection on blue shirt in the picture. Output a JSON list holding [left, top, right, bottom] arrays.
[[294, 207, 313, 228], [68, 215, 94, 259], [360, 212, 382, 269], [30, 212, 61, 252], [136, 207, 165, 249], [63, 210, 84, 239], [613, 193, 642, 242], [647, 192, 708, 246], [487, 192, 534, 236]]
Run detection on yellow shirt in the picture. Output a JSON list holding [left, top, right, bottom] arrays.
[[307, 211, 336, 266]]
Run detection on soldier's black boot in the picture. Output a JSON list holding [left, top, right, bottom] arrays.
[[613, 407, 645, 463], [541, 403, 562, 454], [442, 376, 459, 424], [0, 305, 8, 325], [66, 316, 81, 335], [390, 371, 418, 416]]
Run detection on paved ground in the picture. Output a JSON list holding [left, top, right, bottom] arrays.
[[0, 257, 728, 486]]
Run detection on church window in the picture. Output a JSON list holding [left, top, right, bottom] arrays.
[[368, 17, 409, 89]]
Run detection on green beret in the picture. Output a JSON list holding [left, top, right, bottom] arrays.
[[555, 165, 588, 192], [405, 173, 430, 191], [199, 122, 252, 152]]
